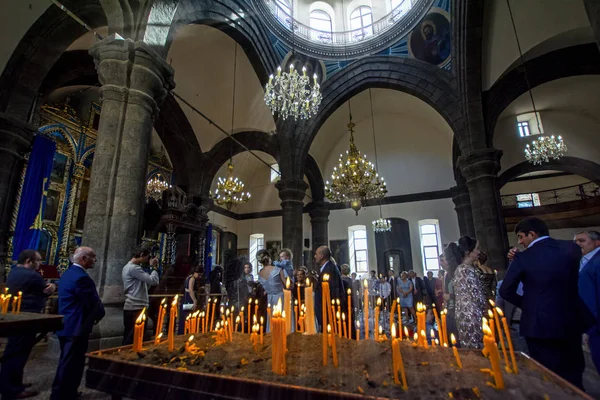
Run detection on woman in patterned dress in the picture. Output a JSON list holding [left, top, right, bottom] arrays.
[[444, 236, 485, 349]]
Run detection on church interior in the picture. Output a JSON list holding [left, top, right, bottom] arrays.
[[1, 0, 600, 399]]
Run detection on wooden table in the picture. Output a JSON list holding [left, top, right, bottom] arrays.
[[0, 312, 63, 337]]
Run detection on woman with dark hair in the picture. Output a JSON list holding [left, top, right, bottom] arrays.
[[476, 251, 496, 310], [444, 236, 485, 349], [256, 249, 285, 322], [178, 269, 201, 334], [224, 258, 249, 312]]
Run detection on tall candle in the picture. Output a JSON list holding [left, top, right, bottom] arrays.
[[356, 321, 360, 341], [347, 288, 352, 339], [294, 300, 298, 332], [133, 308, 146, 352], [266, 304, 271, 333], [451, 334, 462, 368], [441, 309, 448, 346], [284, 277, 292, 333], [432, 307, 442, 344], [498, 308, 518, 374], [375, 298, 381, 341], [331, 300, 337, 335], [322, 276, 329, 366], [483, 323, 504, 389], [430, 329, 436, 348], [488, 310, 496, 341], [16, 291, 22, 314], [248, 298, 253, 334], [491, 305, 510, 372], [240, 307, 245, 334], [185, 335, 194, 352], [235, 315, 240, 333], [342, 313, 347, 338], [363, 279, 369, 340], [168, 295, 178, 351], [156, 299, 166, 340], [260, 316, 264, 345], [328, 324, 338, 367], [210, 298, 217, 332], [397, 298, 403, 340], [391, 324, 400, 385], [392, 324, 408, 389], [254, 299, 259, 330], [421, 330, 429, 349], [390, 298, 397, 337], [297, 281, 302, 312], [304, 279, 316, 334]]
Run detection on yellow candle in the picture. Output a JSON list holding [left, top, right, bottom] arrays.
[[304, 278, 316, 334], [185, 335, 194, 352], [420, 330, 429, 349], [488, 310, 496, 341], [336, 311, 342, 338], [260, 316, 264, 345], [11, 296, 17, 314], [347, 288, 352, 339], [297, 282, 302, 312], [363, 279, 369, 340], [404, 326, 409, 341], [441, 309, 448, 346], [498, 308, 518, 374], [390, 298, 397, 337], [483, 324, 504, 389], [397, 298, 402, 339], [430, 329, 436, 348], [240, 307, 245, 334], [391, 324, 400, 384], [328, 324, 338, 367], [451, 334, 462, 368], [254, 299, 259, 328], [16, 291, 22, 313], [342, 313, 347, 338], [154, 332, 163, 345], [284, 278, 292, 333], [133, 308, 146, 352], [322, 275, 329, 365], [294, 300, 298, 332], [168, 296, 177, 351], [266, 304, 271, 333], [432, 307, 442, 343], [247, 298, 253, 334], [492, 305, 511, 372], [235, 315, 240, 333], [356, 321, 360, 341], [210, 298, 217, 332], [375, 298, 381, 341]]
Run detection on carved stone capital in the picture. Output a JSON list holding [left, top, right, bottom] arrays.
[[307, 201, 330, 222], [275, 178, 308, 205], [457, 148, 502, 183]]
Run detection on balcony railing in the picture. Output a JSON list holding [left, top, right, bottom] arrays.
[[264, 0, 416, 46], [501, 181, 600, 209]]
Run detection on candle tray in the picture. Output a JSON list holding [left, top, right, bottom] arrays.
[[0, 312, 63, 337]]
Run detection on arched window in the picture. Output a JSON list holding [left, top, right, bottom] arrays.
[[310, 10, 333, 42], [390, 0, 411, 22], [350, 6, 373, 37], [418, 219, 442, 271], [249, 233, 265, 277], [348, 225, 368, 274], [275, 0, 291, 26]]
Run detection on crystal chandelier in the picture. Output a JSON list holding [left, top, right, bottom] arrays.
[[213, 161, 251, 210], [325, 118, 387, 215], [524, 135, 567, 165], [264, 65, 322, 120], [372, 216, 391, 233], [146, 174, 170, 201], [507, 0, 567, 165], [263, 0, 322, 120]]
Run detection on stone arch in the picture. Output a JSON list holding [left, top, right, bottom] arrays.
[[294, 56, 464, 172], [497, 156, 600, 188], [162, 0, 279, 85], [0, 1, 107, 120], [484, 43, 600, 143]]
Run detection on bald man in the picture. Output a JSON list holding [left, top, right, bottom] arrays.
[[314, 246, 346, 332], [51, 247, 105, 400]]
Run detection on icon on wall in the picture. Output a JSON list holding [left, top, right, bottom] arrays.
[[408, 8, 451, 67]]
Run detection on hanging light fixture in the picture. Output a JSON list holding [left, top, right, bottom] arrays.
[[506, 0, 567, 165], [146, 173, 170, 201], [365, 89, 391, 233], [213, 43, 251, 210], [264, 0, 322, 120]]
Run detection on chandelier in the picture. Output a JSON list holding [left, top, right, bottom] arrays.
[[264, 65, 322, 120], [507, 0, 567, 165], [372, 216, 391, 233], [325, 118, 387, 215], [146, 174, 170, 201], [263, 0, 322, 120], [524, 135, 567, 165], [213, 160, 251, 210]]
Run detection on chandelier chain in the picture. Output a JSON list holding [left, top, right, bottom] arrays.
[[230, 43, 238, 161]]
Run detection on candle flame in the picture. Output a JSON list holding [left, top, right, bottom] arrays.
[[435, 339, 439, 345], [342, 313, 346, 321], [377, 298, 381, 306], [357, 321, 360, 328], [220, 306, 224, 313], [363, 279, 368, 286], [496, 307, 504, 317], [253, 315, 257, 324], [188, 335, 194, 342], [213, 297, 218, 303], [336, 299, 340, 305], [414, 333, 418, 341], [282, 310, 286, 319], [451, 333, 457, 345], [172, 295, 178, 306], [482, 317, 488, 325], [483, 324, 492, 336], [294, 299, 298, 305], [430, 329, 435, 339], [404, 326, 409, 337], [331, 299, 335, 305], [336, 311, 340, 319], [276, 297, 282, 311], [347, 288, 351, 295], [397, 297, 400, 303], [391, 324, 397, 338], [226, 309, 230, 316], [216, 321, 220, 329], [443, 342, 448, 347], [488, 310, 494, 319], [260, 316, 264, 324], [443, 308, 447, 314], [489, 299, 495, 307], [327, 324, 332, 333], [379, 325, 383, 335], [255, 299, 258, 305], [236, 316, 240, 323], [161, 298, 166, 305], [420, 330, 426, 339], [306, 278, 311, 286], [286, 277, 291, 289], [135, 307, 146, 324], [241, 306, 245, 312], [157, 332, 163, 339], [231, 306, 235, 312]]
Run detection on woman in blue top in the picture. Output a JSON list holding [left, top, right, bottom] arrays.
[[257, 249, 285, 331]]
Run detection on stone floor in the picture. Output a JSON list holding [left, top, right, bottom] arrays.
[[6, 334, 600, 400]]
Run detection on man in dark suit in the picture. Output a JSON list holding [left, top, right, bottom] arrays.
[[408, 270, 426, 306], [387, 269, 398, 309], [50, 246, 105, 400], [500, 217, 587, 389], [576, 230, 600, 374], [314, 246, 346, 332]]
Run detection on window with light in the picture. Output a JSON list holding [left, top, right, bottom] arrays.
[[418, 220, 442, 271], [275, 0, 291, 21], [249, 233, 265, 277], [516, 193, 541, 208], [350, 6, 373, 37], [349, 225, 368, 274], [270, 163, 280, 183], [310, 10, 333, 42], [518, 121, 530, 137]]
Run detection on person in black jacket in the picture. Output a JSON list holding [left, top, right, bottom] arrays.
[[314, 246, 346, 332], [500, 217, 592, 389]]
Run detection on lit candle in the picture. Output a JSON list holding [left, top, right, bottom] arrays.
[[226, 309, 231, 336], [328, 324, 339, 367], [432, 307, 442, 343], [184, 315, 190, 335], [11, 296, 17, 314], [375, 298, 381, 341], [297, 281, 302, 313], [342, 313, 347, 338], [441, 309, 448, 346], [397, 298, 402, 340], [363, 279, 369, 340], [390, 298, 397, 338], [391, 324, 400, 384], [155, 300, 165, 339], [247, 298, 253, 334], [347, 288, 352, 338], [483, 323, 504, 389], [336, 311, 342, 338], [413, 332, 419, 346], [260, 316, 264, 345], [266, 303, 271, 333], [240, 306, 245, 334], [133, 307, 146, 352], [322, 275, 329, 365], [284, 278, 292, 333], [235, 315, 240, 333], [451, 334, 462, 368], [356, 321, 360, 341], [16, 291, 22, 314], [168, 295, 177, 351], [304, 279, 316, 334], [404, 326, 409, 341], [491, 303, 510, 372], [185, 335, 194, 352], [420, 330, 429, 349], [154, 332, 163, 345], [497, 307, 518, 374], [430, 329, 436, 348], [210, 297, 217, 332], [488, 310, 496, 341], [254, 299, 259, 328], [294, 299, 298, 332], [331, 300, 337, 335]]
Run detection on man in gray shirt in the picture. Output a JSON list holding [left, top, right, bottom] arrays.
[[122, 247, 159, 345]]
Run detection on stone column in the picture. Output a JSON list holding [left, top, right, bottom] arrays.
[[450, 184, 475, 238], [192, 196, 212, 269], [457, 148, 508, 271], [0, 114, 35, 278], [58, 162, 85, 270], [275, 178, 308, 268], [308, 200, 329, 251], [584, 0, 600, 52], [84, 35, 174, 305]]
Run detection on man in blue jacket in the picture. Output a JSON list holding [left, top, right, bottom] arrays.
[[576, 230, 600, 374], [50, 246, 105, 400], [500, 217, 586, 389]]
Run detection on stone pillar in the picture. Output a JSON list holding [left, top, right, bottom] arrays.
[[276, 178, 308, 268], [584, 0, 600, 52], [83, 35, 174, 305], [0, 114, 35, 279], [192, 195, 212, 269], [450, 184, 475, 238], [308, 201, 329, 252], [457, 148, 508, 271], [58, 162, 85, 271]]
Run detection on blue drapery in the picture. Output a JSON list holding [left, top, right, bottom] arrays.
[[12, 135, 56, 261], [205, 224, 213, 278]]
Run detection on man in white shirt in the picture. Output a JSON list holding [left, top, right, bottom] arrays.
[[574, 231, 600, 273], [122, 247, 159, 345]]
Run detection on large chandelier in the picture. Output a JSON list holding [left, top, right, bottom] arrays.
[[264, 64, 322, 120], [507, 0, 567, 165], [325, 119, 387, 215], [213, 160, 251, 210], [146, 174, 170, 201], [524, 135, 567, 165]]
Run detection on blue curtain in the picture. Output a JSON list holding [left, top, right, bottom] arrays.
[[12, 135, 56, 262], [205, 224, 213, 278]]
